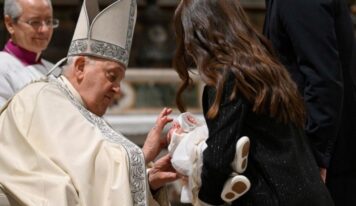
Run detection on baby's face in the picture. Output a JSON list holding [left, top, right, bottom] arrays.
[[166, 113, 200, 143], [167, 121, 182, 142], [186, 115, 197, 125]]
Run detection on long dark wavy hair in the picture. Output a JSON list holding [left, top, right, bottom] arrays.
[[173, 0, 305, 127]]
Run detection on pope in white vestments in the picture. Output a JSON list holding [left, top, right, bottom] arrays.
[[0, 0, 178, 205], [0, 76, 170, 206]]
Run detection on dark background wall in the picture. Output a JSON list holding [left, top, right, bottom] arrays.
[[0, 0, 355, 67], [0, 0, 267, 67]]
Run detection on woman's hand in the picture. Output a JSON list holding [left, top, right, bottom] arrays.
[[142, 107, 173, 163]]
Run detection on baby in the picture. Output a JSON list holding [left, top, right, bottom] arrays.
[[167, 112, 251, 205]]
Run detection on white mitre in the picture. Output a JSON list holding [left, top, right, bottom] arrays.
[[68, 0, 137, 66], [48, 0, 137, 75]]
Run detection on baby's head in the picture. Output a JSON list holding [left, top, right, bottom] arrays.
[[167, 112, 201, 142]]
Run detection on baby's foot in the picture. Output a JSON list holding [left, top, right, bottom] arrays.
[[221, 175, 251, 203], [232, 136, 250, 173]]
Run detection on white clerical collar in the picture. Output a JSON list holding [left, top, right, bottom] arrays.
[[58, 75, 85, 106]]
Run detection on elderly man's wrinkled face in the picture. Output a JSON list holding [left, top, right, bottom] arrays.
[[78, 57, 125, 117], [5, 0, 54, 53]]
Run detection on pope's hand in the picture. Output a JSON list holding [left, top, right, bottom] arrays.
[[142, 107, 173, 163], [148, 154, 179, 191]]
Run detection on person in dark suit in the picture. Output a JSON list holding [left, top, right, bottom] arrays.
[[172, 0, 335, 205], [263, 0, 356, 205]]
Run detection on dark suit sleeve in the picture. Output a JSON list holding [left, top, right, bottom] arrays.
[[198, 85, 246, 205], [279, 0, 344, 168]]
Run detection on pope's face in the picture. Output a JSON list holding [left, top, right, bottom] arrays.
[[6, 0, 54, 53], [79, 57, 125, 116]]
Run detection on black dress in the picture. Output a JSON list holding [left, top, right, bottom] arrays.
[[198, 73, 334, 206]]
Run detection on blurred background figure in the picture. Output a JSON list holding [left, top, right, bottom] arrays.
[[264, 0, 356, 205], [0, 0, 58, 107]]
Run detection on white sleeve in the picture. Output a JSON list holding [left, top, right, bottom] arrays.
[[0, 91, 80, 206], [0, 72, 14, 108]]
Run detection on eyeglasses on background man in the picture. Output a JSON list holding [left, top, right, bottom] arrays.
[[16, 18, 60, 30]]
